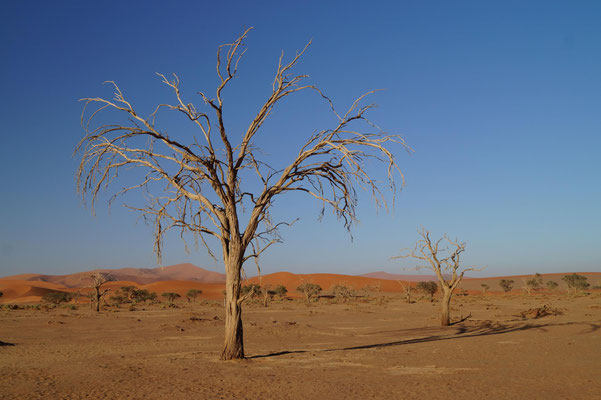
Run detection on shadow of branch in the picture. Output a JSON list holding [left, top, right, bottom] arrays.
[[248, 320, 600, 359]]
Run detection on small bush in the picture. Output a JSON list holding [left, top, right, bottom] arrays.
[[499, 279, 514, 292], [110, 294, 127, 306], [331, 284, 355, 302], [42, 292, 73, 305], [416, 281, 438, 301], [186, 289, 202, 302], [296, 283, 322, 305], [241, 284, 261, 299], [273, 285, 288, 299], [562, 274, 590, 293], [161, 292, 181, 303], [132, 289, 154, 303], [523, 273, 544, 295]]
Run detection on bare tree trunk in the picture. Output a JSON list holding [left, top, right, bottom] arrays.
[[95, 288, 101, 312], [221, 248, 245, 360], [441, 289, 452, 326]]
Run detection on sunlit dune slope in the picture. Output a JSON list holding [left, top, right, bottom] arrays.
[[0, 279, 71, 303], [247, 272, 403, 295]]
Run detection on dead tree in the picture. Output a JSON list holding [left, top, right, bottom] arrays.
[[90, 273, 113, 312], [397, 280, 413, 303], [394, 229, 480, 326], [76, 28, 407, 360]]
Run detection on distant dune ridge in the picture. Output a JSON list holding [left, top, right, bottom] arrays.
[[1, 263, 226, 287], [360, 271, 444, 282], [1, 264, 599, 303]]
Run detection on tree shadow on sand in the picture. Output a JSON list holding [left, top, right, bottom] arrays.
[[0, 340, 15, 347], [248, 320, 600, 359]]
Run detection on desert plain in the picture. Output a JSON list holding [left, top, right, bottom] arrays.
[[1, 266, 600, 399]]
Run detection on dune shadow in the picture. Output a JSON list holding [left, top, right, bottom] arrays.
[[248, 320, 600, 359]]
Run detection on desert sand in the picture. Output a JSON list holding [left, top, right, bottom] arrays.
[[1, 284, 600, 399]]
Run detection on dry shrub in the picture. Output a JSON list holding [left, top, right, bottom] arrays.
[[519, 304, 563, 319]]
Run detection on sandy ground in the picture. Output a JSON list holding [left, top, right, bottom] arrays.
[[1, 293, 600, 399]]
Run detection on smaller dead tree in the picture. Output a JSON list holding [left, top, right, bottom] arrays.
[[395, 229, 480, 326], [361, 283, 383, 304], [397, 281, 413, 303], [90, 273, 114, 312]]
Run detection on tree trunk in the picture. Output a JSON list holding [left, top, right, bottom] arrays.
[[441, 289, 452, 326], [221, 250, 245, 360], [95, 288, 100, 312]]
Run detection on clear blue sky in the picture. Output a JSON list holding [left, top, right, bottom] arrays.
[[1, 1, 600, 277]]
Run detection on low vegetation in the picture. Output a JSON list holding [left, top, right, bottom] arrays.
[[562, 273, 590, 293], [273, 285, 288, 299], [296, 283, 322, 305], [241, 284, 261, 300], [42, 292, 73, 305], [331, 284, 355, 303], [522, 273, 543, 295], [259, 285, 276, 307], [499, 279, 514, 292], [161, 292, 181, 304], [186, 289, 202, 302], [416, 281, 438, 302]]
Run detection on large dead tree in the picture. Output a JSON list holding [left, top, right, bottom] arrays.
[[76, 28, 407, 360], [395, 229, 479, 326]]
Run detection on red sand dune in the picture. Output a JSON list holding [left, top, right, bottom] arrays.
[[140, 281, 225, 300], [1, 263, 225, 288], [360, 271, 443, 282], [0, 278, 71, 303], [248, 272, 406, 294]]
